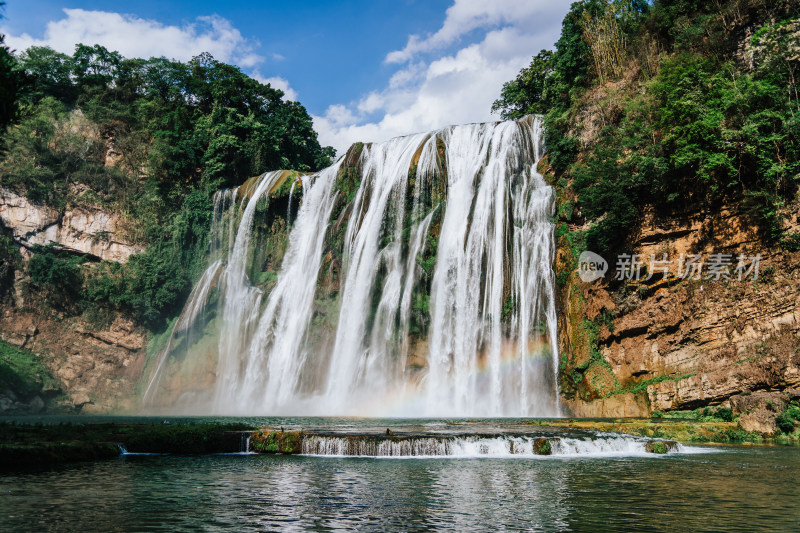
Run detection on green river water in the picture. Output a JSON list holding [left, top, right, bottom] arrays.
[[1, 417, 798, 532]]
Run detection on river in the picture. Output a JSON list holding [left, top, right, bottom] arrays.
[[1, 417, 797, 532]]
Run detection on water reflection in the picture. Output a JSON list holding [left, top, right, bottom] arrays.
[[1, 448, 798, 531]]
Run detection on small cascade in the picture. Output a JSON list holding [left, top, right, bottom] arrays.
[[143, 116, 561, 417], [300, 434, 683, 458]]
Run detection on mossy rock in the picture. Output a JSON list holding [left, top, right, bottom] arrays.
[[533, 437, 552, 455], [644, 440, 678, 454], [250, 429, 303, 454]]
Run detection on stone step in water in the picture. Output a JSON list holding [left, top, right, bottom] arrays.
[[245, 428, 681, 457]]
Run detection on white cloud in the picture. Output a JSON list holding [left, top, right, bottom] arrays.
[[2, 8, 263, 67], [384, 0, 569, 64], [314, 0, 571, 154], [251, 72, 299, 101]]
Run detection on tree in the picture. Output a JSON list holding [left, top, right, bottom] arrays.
[[0, 3, 28, 134], [492, 50, 554, 119]]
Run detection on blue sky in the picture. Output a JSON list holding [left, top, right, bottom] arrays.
[[2, 1, 572, 152]]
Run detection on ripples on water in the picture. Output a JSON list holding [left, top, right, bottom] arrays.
[[2, 447, 798, 532]]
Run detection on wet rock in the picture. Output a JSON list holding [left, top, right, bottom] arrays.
[[645, 440, 679, 454], [250, 429, 304, 454], [72, 392, 92, 409], [533, 437, 552, 455], [29, 395, 45, 413]]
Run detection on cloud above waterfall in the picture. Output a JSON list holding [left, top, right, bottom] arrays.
[[1, 2, 573, 154], [313, 0, 572, 154], [2, 8, 265, 68], [384, 0, 569, 65]]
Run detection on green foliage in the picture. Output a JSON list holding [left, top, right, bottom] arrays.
[[26, 245, 85, 309], [715, 407, 734, 422], [1, 42, 335, 331], [0, 34, 29, 136], [84, 191, 213, 330], [658, 406, 737, 422], [776, 400, 800, 433], [495, 0, 800, 258], [613, 373, 696, 396], [0, 339, 60, 398], [775, 413, 796, 434], [4, 44, 334, 214], [492, 50, 555, 118], [0, 232, 16, 297], [0, 0, 30, 138], [250, 429, 303, 454]]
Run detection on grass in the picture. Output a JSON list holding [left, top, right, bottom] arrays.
[[524, 417, 799, 445], [0, 340, 61, 399], [610, 373, 696, 397]]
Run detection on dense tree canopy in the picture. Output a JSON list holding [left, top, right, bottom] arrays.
[[0, 41, 336, 330], [7, 44, 333, 207], [0, 2, 28, 135], [494, 0, 800, 257]]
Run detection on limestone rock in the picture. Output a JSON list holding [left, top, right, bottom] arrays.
[[729, 391, 788, 415], [72, 392, 92, 409], [739, 408, 778, 434], [0, 188, 144, 262], [559, 198, 800, 416], [533, 437, 552, 455], [645, 440, 679, 454], [0, 307, 147, 413], [564, 392, 649, 418]]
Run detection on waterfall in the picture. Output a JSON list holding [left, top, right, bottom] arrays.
[[143, 116, 560, 417], [299, 435, 684, 458]]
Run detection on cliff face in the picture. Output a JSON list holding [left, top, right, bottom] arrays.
[[0, 309, 147, 412], [0, 189, 143, 263], [2, 138, 798, 418], [556, 192, 800, 418], [0, 192, 149, 413]]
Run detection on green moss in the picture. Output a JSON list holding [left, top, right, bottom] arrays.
[[120, 423, 252, 454], [650, 441, 667, 454], [250, 429, 303, 454], [0, 340, 61, 401], [610, 373, 696, 397]]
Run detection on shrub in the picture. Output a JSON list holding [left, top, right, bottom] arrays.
[[775, 413, 796, 434], [26, 245, 85, 309], [715, 407, 734, 422]]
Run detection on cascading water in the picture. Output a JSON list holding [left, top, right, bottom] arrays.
[[143, 116, 560, 417], [299, 435, 684, 458]]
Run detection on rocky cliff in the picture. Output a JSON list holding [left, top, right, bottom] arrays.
[[0, 192, 148, 413], [0, 189, 143, 263], [554, 179, 800, 422]]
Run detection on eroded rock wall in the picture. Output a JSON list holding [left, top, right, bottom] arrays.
[[557, 199, 800, 417], [0, 189, 143, 262]]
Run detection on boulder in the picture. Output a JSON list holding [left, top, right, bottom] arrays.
[[645, 440, 679, 454], [729, 391, 788, 415], [739, 408, 778, 434], [533, 437, 552, 455]]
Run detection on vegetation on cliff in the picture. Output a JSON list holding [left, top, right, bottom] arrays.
[[495, 0, 800, 414], [0, 339, 64, 412], [0, 40, 335, 331], [494, 0, 800, 257]]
